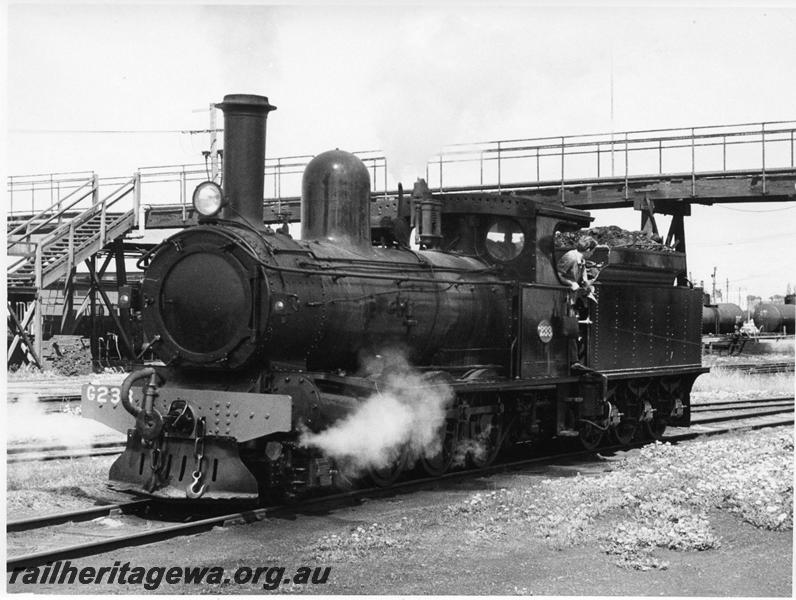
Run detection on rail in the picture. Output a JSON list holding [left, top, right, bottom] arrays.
[[7, 120, 796, 219], [7, 175, 139, 291], [44, 175, 137, 243], [425, 120, 796, 195], [33, 175, 139, 286], [133, 150, 389, 222], [7, 176, 98, 252], [7, 171, 94, 216]]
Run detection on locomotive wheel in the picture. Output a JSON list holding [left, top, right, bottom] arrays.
[[644, 417, 668, 441], [578, 422, 604, 451], [611, 421, 637, 446], [419, 420, 456, 477], [368, 446, 409, 487], [468, 415, 502, 468], [332, 459, 359, 491]]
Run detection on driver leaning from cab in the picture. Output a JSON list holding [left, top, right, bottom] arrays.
[[557, 236, 598, 302]]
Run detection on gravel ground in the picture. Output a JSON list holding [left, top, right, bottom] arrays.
[[301, 427, 792, 573], [7, 426, 792, 595]]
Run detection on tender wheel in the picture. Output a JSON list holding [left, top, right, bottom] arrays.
[[419, 420, 456, 477], [578, 422, 604, 451], [468, 414, 502, 468], [611, 420, 637, 446], [368, 447, 409, 487], [644, 417, 667, 440]]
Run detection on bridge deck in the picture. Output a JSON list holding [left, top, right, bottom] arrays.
[[140, 166, 796, 229]]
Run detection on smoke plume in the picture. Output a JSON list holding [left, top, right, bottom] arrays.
[[299, 350, 454, 473]]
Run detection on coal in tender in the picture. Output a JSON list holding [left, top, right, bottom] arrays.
[[555, 226, 676, 252]]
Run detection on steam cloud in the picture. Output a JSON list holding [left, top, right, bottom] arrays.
[[8, 393, 123, 451], [299, 350, 454, 473]]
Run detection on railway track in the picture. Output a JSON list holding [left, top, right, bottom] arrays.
[[7, 441, 127, 464], [7, 500, 152, 533], [7, 394, 793, 572], [712, 361, 794, 375], [690, 395, 794, 424]]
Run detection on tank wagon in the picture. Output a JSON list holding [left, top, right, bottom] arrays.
[[753, 303, 796, 334], [701, 303, 744, 335], [82, 94, 707, 501]]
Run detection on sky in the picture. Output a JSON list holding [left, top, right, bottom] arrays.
[[5, 1, 796, 301]]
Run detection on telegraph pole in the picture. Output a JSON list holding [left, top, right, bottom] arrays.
[[711, 267, 717, 302], [610, 44, 615, 177], [209, 103, 219, 181], [190, 103, 222, 180]]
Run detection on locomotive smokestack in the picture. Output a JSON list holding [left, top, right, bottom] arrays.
[[217, 94, 276, 227]]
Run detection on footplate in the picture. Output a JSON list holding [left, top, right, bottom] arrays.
[[109, 430, 259, 500]]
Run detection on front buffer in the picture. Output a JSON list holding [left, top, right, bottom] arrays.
[[82, 370, 291, 500]]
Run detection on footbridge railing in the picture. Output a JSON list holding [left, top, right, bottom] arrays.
[[425, 120, 796, 195], [7, 120, 795, 222]]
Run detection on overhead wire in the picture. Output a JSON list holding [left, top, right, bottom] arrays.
[[10, 128, 223, 135], [690, 231, 793, 248], [11, 128, 184, 134], [713, 204, 796, 213]]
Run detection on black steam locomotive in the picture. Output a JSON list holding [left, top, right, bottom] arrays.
[[83, 94, 707, 501]]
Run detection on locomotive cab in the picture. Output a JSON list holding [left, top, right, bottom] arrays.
[[429, 190, 593, 284]]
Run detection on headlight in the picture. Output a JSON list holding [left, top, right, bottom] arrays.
[[192, 181, 224, 216]]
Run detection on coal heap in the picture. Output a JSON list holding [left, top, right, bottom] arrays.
[[555, 226, 676, 253]]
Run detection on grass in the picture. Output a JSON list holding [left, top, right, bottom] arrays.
[[692, 369, 794, 398], [6, 455, 119, 519], [6, 364, 127, 381], [6, 364, 63, 381], [6, 455, 115, 492]]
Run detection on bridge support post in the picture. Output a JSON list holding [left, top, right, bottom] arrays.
[[134, 171, 142, 232], [7, 301, 41, 368], [33, 243, 44, 365], [666, 208, 689, 286], [60, 266, 77, 334], [86, 255, 136, 361], [665, 211, 687, 254], [88, 255, 98, 365], [113, 237, 135, 360]]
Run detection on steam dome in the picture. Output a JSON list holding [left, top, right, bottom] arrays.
[[301, 149, 371, 247]]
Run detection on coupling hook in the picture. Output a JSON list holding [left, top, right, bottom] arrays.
[[186, 471, 207, 500]]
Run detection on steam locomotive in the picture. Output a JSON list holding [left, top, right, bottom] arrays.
[[83, 94, 707, 501]]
